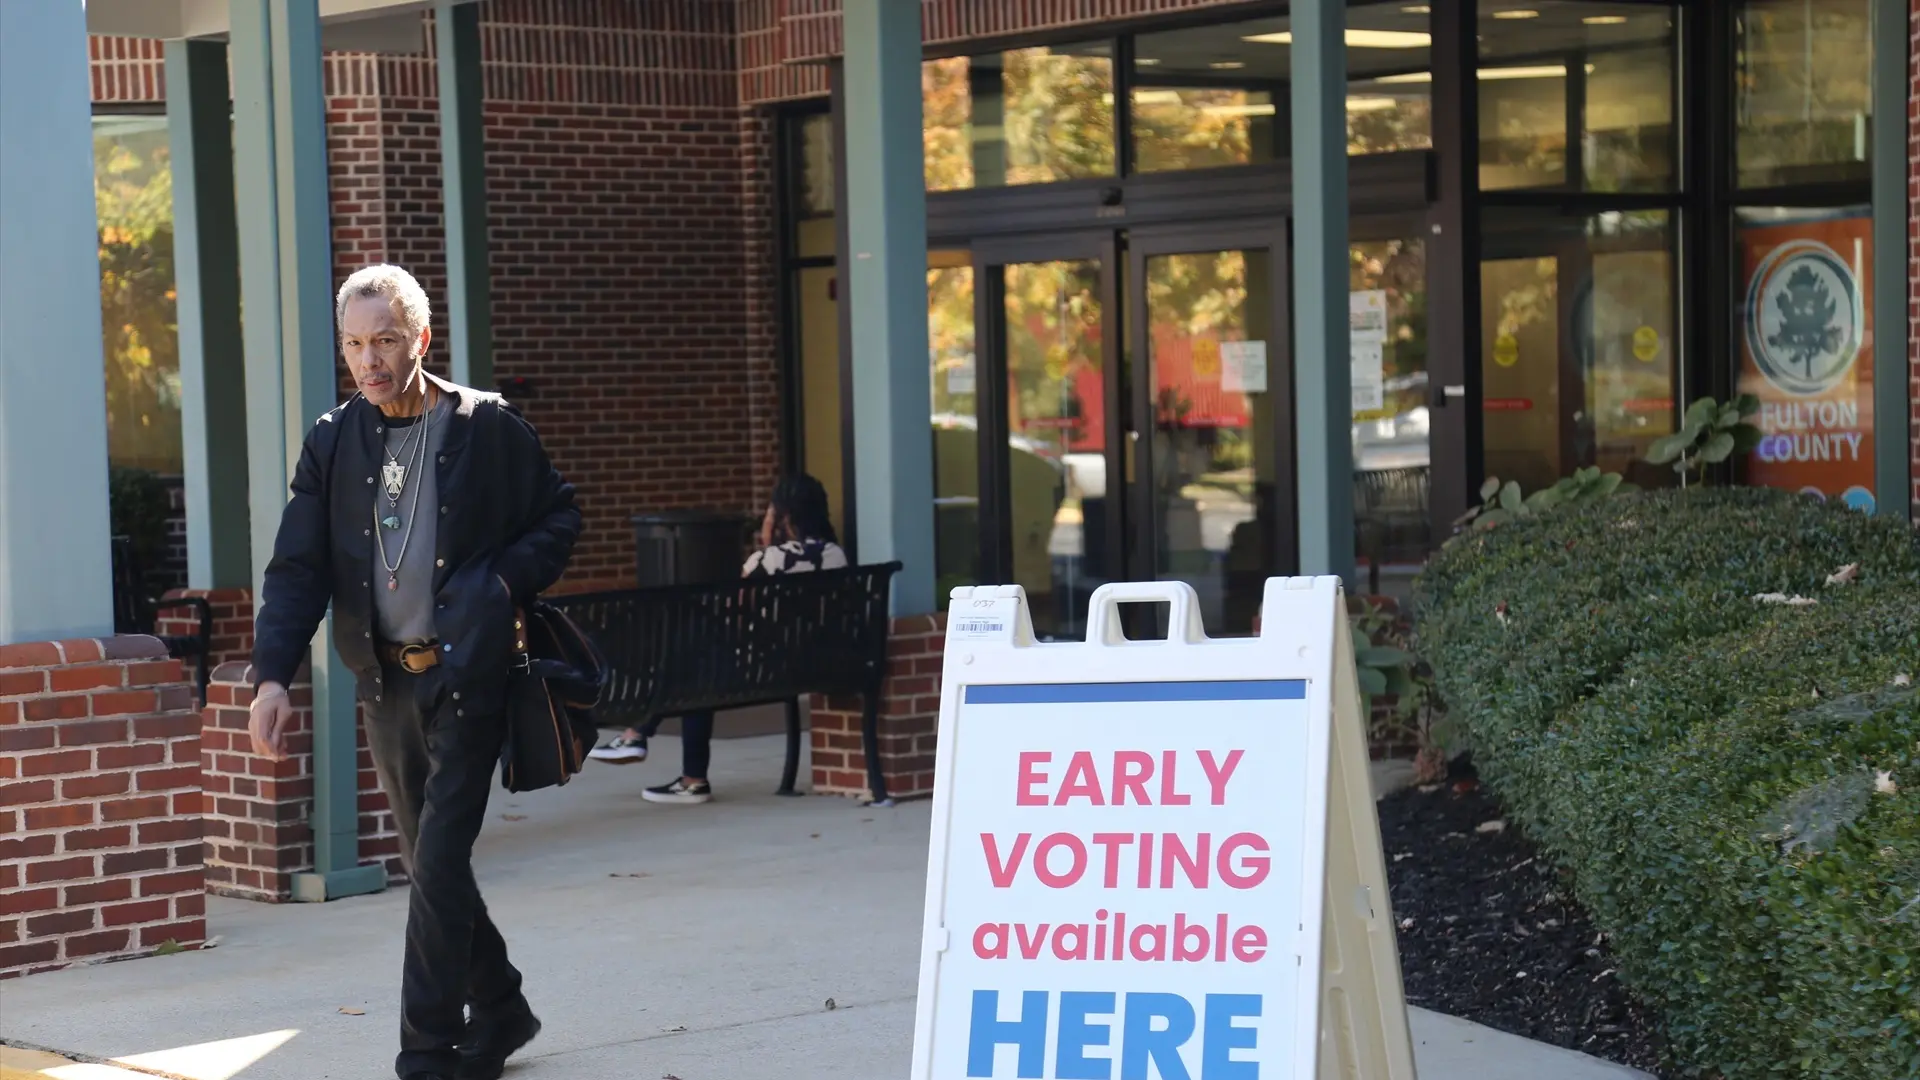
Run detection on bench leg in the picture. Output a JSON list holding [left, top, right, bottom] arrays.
[[861, 688, 891, 807], [777, 697, 803, 796]]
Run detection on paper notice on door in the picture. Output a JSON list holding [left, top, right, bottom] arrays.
[[946, 352, 976, 395], [1351, 339, 1385, 412], [1221, 340, 1268, 394], [1350, 290, 1389, 344]]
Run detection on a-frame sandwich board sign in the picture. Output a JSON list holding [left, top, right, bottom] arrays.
[[909, 576, 1417, 1080]]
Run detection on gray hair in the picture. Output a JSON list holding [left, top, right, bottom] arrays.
[[335, 264, 431, 343]]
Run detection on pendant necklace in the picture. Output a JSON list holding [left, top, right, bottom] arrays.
[[375, 402, 432, 590], [379, 404, 428, 529]]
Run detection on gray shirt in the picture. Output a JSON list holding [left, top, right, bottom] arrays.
[[372, 399, 449, 644]]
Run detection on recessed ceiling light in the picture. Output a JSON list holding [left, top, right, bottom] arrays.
[[1402, 4, 1432, 12], [1346, 96, 1402, 113], [1583, 14, 1628, 24], [1133, 89, 1184, 105], [1210, 60, 1246, 70], [1135, 57, 1161, 66], [1242, 29, 1433, 48], [1203, 103, 1278, 118], [1376, 71, 1434, 84], [1492, 8, 1540, 18], [1480, 64, 1567, 79]]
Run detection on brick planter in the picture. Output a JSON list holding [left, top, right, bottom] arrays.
[[200, 662, 402, 901], [810, 614, 945, 801], [0, 636, 206, 979]]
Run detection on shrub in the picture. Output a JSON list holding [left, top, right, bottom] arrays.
[[1413, 488, 1920, 1078]]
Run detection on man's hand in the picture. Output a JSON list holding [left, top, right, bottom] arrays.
[[249, 681, 296, 761]]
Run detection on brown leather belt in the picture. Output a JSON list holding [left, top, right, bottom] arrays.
[[379, 641, 441, 674]]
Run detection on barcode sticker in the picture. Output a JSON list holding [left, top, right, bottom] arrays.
[[953, 617, 1006, 637]]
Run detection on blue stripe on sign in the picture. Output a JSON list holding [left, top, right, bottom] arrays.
[[964, 680, 1307, 705]]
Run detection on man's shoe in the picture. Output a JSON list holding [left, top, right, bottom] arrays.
[[587, 732, 647, 763], [457, 1007, 541, 1080], [642, 777, 711, 804]]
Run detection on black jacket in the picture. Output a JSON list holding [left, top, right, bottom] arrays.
[[251, 373, 581, 707]]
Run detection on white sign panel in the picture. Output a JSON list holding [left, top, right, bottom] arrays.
[[1349, 291, 1388, 345], [911, 579, 1416, 1080], [1220, 340, 1268, 395], [1351, 340, 1385, 413]]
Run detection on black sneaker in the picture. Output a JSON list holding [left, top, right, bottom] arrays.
[[457, 1005, 541, 1080], [587, 731, 648, 764], [642, 778, 712, 804]]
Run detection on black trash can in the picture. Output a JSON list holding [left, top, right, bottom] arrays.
[[631, 510, 752, 587]]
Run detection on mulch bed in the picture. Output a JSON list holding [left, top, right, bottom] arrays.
[[1378, 759, 1668, 1076]]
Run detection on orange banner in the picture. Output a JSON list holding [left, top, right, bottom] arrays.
[[1737, 211, 1876, 513]]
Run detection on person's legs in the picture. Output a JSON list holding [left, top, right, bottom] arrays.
[[641, 710, 714, 804], [680, 709, 712, 780], [367, 666, 521, 1079]]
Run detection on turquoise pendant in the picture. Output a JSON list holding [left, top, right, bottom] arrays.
[[381, 515, 402, 530]]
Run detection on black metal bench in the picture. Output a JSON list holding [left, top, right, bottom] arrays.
[[548, 561, 902, 802], [109, 535, 213, 706]]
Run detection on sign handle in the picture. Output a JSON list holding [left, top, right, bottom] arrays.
[[1084, 580, 1205, 645]]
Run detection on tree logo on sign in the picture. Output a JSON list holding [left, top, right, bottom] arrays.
[[1744, 239, 1863, 397]]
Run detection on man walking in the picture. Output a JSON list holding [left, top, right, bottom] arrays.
[[247, 264, 580, 1080]]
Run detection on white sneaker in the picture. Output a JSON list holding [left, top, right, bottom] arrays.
[[588, 733, 648, 764], [642, 778, 712, 804]]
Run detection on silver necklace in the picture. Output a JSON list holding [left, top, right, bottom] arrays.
[[379, 408, 429, 520], [374, 403, 432, 590]]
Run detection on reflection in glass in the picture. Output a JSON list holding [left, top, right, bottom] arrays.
[[1131, 9, 1433, 173], [928, 252, 979, 605], [1349, 240, 1429, 599], [1477, 2, 1675, 191], [792, 112, 835, 259], [94, 113, 182, 475], [1736, 0, 1872, 188], [923, 44, 1115, 192], [1479, 211, 1676, 495], [1003, 260, 1106, 640], [795, 266, 843, 535], [1146, 250, 1277, 636]]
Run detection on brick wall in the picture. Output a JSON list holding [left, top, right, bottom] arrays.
[[155, 587, 255, 674], [0, 637, 205, 979], [810, 614, 945, 801], [200, 663, 401, 901]]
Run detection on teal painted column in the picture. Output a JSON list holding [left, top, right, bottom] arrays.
[[1290, 0, 1355, 583], [231, 0, 385, 902], [167, 39, 252, 590], [438, 2, 493, 390], [1871, 0, 1912, 521], [841, 0, 936, 614], [0, 0, 116, 645]]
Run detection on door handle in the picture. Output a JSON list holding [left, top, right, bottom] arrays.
[[1431, 384, 1466, 408]]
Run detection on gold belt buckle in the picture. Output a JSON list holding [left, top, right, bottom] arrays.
[[398, 644, 436, 674]]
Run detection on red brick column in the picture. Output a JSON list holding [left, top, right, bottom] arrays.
[[0, 636, 206, 979], [200, 663, 402, 901], [810, 614, 946, 801], [156, 587, 254, 672]]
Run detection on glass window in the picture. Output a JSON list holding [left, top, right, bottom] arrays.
[[795, 265, 844, 533], [94, 113, 182, 476], [1735, 0, 1873, 189], [791, 112, 835, 259], [1479, 210, 1677, 493], [1734, 206, 1877, 512], [928, 251, 980, 603], [1350, 239, 1429, 600], [1003, 259, 1105, 639], [1131, 9, 1433, 174], [923, 43, 1116, 192], [1145, 248, 1281, 635], [1478, 2, 1676, 192]]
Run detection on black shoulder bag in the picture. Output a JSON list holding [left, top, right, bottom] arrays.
[[500, 600, 607, 793]]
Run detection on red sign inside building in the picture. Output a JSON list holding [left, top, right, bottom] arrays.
[[1737, 211, 1877, 513]]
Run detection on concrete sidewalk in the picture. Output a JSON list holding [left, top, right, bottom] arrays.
[[0, 734, 1650, 1080]]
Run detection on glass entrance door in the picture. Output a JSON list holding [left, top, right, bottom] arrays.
[[1126, 223, 1293, 636], [972, 236, 1121, 641]]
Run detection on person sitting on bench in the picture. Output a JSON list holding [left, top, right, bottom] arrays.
[[589, 474, 848, 804]]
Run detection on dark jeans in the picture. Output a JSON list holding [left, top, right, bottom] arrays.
[[366, 661, 526, 1079], [635, 709, 713, 780]]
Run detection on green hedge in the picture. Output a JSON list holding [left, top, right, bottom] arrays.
[[1413, 488, 1920, 1078]]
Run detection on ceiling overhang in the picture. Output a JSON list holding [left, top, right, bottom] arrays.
[[84, 0, 475, 52]]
